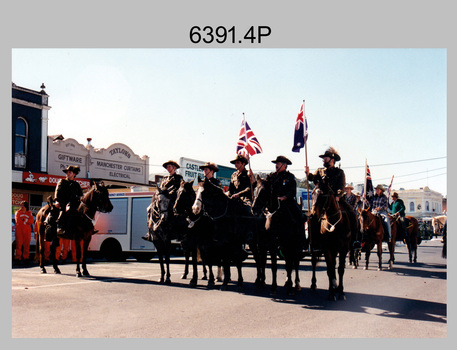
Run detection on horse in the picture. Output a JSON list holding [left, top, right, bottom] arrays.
[[192, 177, 250, 292], [145, 188, 175, 284], [35, 182, 113, 277], [251, 177, 279, 294], [173, 180, 212, 287], [404, 216, 419, 263], [309, 178, 351, 301], [251, 177, 305, 295], [358, 206, 384, 270], [432, 215, 447, 238]]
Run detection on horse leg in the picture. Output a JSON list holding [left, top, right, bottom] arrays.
[[157, 252, 165, 283], [377, 241, 383, 271], [51, 237, 61, 274], [324, 251, 337, 301], [310, 250, 318, 291], [164, 243, 171, 284], [182, 249, 190, 279], [75, 238, 83, 277], [189, 247, 198, 287], [364, 244, 371, 270], [284, 257, 294, 295], [269, 246, 278, 295], [294, 258, 301, 292], [207, 264, 215, 289], [39, 234, 47, 274], [81, 237, 91, 276], [220, 261, 231, 291], [337, 250, 347, 300], [236, 262, 244, 292], [388, 240, 395, 270]]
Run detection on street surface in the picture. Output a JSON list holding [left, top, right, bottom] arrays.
[[11, 238, 447, 338]]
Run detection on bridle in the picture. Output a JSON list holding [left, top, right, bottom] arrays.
[[315, 187, 342, 233]]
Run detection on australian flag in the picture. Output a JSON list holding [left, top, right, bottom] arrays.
[[236, 115, 263, 158], [292, 101, 308, 152]]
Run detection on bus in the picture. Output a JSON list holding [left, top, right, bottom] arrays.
[[88, 192, 159, 261]]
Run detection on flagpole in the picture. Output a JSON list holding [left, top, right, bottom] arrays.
[[303, 100, 311, 217], [363, 158, 367, 209]]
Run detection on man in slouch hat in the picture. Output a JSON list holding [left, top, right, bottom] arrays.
[[55, 165, 83, 238]]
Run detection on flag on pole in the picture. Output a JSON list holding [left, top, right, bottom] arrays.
[[292, 101, 308, 152], [236, 114, 263, 158], [363, 161, 374, 205], [387, 175, 394, 199]]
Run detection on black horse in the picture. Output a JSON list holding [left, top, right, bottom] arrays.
[[173, 180, 213, 287], [251, 177, 305, 295], [145, 188, 176, 284], [309, 178, 351, 300], [192, 177, 250, 292], [35, 182, 113, 277]]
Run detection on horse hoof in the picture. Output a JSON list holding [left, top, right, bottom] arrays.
[[181, 274, 188, 280], [364, 267, 368, 270], [202, 276, 208, 281], [220, 284, 227, 291], [189, 280, 197, 288], [54, 268, 61, 274], [207, 281, 215, 289], [338, 293, 346, 301], [328, 294, 337, 301], [165, 278, 171, 285], [77, 272, 83, 278], [41, 268, 47, 274], [310, 284, 317, 292], [296, 284, 302, 292], [83, 270, 90, 276]]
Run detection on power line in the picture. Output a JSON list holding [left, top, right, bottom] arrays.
[[344, 156, 446, 169], [373, 167, 446, 182], [390, 172, 446, 185]]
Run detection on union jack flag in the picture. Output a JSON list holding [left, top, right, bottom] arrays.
[[236, 114, 263, 158], [292, 101, 308, 152]]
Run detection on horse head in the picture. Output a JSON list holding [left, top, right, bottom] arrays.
[[148, 189, 171, 231], [192, 176, 205, 215], [252, 176, 269, 216], [93, 181, 113, 213], [174, 180, 195, 216]]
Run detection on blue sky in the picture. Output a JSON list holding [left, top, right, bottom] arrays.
[[11, 48, 447, 195]]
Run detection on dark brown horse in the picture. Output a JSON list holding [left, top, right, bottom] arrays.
[[309, 179, 351, 301], [192, 177, 250, 292], [173, 180, 212, 287], [251, 177, 279, 294], [145, 188, 174, 284], [358, 207, 384, 270], [35, 182, 113, 276], [391, 215, 419, 263]]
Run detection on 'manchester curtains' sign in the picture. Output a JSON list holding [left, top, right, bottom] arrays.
[[47, 138, 149, 184]]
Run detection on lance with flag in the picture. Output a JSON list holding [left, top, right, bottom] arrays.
[[292, 100, 311, 215], [363, 160, 374, 208], [236, 113, 263, 195], [387, 175, 394, 200]]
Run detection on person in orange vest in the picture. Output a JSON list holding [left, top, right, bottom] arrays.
[[14, 201, 34, 265]]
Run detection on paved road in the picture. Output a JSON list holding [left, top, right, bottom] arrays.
[[11, 238, 447, 338]]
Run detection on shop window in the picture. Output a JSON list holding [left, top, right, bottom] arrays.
[[409, 202, 415, 212], [14, 117, 28, 168], [425, 201, 430, 211]]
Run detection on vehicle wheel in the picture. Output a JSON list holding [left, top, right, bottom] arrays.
[[101, 239, 124, 262]]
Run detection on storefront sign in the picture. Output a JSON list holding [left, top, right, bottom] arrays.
[[12, 192, 29, 206], [22, 171, 91, 189], [47, 138, 149, 185]]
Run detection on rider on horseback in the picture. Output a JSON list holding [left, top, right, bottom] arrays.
[[389, 192, 407, 239], [305, 147, 358, 248], [54, 165, 83, 239], [143, 160, 183, 241], [372, 184, 392, 242]]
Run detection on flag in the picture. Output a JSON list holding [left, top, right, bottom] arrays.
[[292, 101, 308, 152], [236, 114, 263, 158], [387, 175, 394, 199], [363, 162, 374, 205]]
